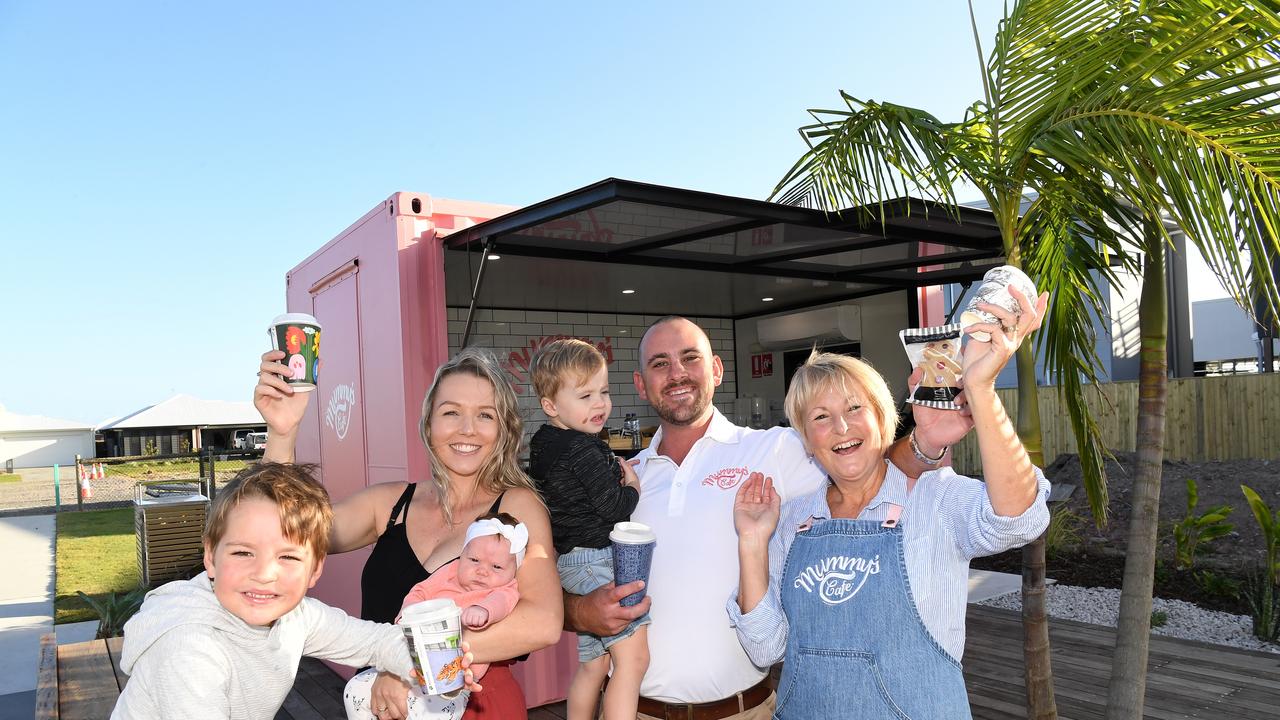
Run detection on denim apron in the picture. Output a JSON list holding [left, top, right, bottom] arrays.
[[773, 503, 970, 719]]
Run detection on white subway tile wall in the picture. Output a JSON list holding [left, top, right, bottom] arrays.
[[446, 307, 737, 452]]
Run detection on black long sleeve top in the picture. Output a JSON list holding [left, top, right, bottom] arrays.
[[529, 424, 640, 555]]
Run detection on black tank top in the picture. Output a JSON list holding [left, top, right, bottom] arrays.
[[359, 483, 505, 623]]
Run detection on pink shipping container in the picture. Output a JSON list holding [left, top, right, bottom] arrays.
[[283, 180, 1006, 708]]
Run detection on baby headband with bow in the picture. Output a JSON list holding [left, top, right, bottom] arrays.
[[465, 517, 529, 567]]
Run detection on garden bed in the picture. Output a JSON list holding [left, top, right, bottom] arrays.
[[972, 451, 1280, 616]]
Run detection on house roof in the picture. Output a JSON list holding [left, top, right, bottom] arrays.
[[0, 405, 94, 433], [96, 395, 264, 431]]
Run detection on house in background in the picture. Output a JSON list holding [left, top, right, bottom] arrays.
[[1192, 297, 1280, 375], [0, 405, 95, 469], [96, 395, 265, 457]]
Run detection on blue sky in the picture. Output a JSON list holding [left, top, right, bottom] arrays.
[[0, 1, 1224, 425]]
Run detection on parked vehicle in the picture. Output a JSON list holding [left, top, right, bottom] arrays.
[[247, 432, 268, 450], [232, 429, 254, 450]]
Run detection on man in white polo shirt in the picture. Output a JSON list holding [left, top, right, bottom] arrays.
[[564, 316, 965, 719]]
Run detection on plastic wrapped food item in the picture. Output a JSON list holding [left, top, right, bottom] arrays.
[[960, 265, 1038, 342], [900, 324, 964, 410]]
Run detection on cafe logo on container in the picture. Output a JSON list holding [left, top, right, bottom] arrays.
[[325, 383, 356, 441]]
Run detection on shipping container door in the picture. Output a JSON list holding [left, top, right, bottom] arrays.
[[310, 266, 368, 498], [309, 266, 370, 617]]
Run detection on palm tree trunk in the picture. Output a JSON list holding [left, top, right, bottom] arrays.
[[1007, 241, 1058, 720], [1016, 342, 1057, 720], [1105, 228, 1167, 719]]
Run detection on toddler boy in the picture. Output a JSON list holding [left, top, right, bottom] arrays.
[[528, 339, 649, 720], [113, 462, 417, 720]]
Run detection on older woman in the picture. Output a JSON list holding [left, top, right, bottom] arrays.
[[255, 348, 562, 720], [729, 290, 1050, 720]]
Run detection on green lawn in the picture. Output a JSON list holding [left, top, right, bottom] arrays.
[[55, 508, 142, 623], [0, 474, 20, 483]]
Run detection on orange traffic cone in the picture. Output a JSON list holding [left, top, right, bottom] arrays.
[[79, 465, 93, 499]]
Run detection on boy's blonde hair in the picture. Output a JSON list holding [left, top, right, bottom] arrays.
[[529, 339, 607, 401], [204, 462, 332, 563], [785, 351, 898, 455]]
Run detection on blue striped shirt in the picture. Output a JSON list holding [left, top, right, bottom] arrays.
[[726, 460, 1049, 664]]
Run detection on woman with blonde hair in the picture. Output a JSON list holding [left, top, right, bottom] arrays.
[[730, 288, 1051, 719], [256, 347, 561, 720]]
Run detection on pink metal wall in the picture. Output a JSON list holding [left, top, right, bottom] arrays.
[[285, 193, 578, 707]]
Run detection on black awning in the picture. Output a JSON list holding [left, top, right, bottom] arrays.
[[442, 178, 1004, 319]]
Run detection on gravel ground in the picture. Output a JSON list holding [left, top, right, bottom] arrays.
[[979, 584, 1280, 655]]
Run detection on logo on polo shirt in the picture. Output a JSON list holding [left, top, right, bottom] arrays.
[[702, 466, 749, 490], [793, 554, 881, 605]]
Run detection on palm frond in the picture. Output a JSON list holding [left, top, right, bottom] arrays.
[[1020, 163, 1140, 525], [771, 95, 964, 224]]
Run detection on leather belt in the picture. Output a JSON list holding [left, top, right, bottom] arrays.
[[636, 678, 772, 720]]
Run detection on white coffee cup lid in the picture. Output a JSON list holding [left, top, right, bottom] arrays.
[[270, 312, 321, 329], [610, 521, 656, 544], [400, 598, 460, 624]]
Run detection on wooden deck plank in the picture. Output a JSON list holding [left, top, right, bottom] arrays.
[[104, 635, 129, 692], [284, 662, 349, 719], [35, 633, 58, 720], [56, 640, 121, 720]]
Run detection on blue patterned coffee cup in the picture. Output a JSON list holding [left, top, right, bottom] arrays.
[[610, 521, 656, 607]]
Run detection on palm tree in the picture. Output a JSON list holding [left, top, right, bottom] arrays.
[[1022, 4, 1280, 716], [772, 1, 1280, 718]]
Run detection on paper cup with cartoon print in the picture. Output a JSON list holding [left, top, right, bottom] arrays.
[[959, 265, 1038, 342], [268, 313, 322, 391], [398, 599, 465, 696], [610, 521, 656, 607]]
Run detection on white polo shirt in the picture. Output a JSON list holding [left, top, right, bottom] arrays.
[[630, 409, 825, 703]]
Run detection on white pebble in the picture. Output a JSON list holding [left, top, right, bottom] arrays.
[[978, 584, 1280, 654]]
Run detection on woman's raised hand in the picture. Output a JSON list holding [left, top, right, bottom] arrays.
[[960, 286, 1048, 389], [734, 472, 780, 543], [254, 349, 310, 436]]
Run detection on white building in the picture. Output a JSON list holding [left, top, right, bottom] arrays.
[[0, 406, 95, 469], [96, 395, 265, 457]]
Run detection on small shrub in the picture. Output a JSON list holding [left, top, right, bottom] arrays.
[[1244, 567, 1280, 641], [1241, 484, 1279, 582], [1149, 609, 1168, 628], [143, 440, 158, 456], [1172, 478, 1233, 571], [76, 586, 148, 639], [1240, 485, 1280, 641], [1045, 504, 1082, 556], [1194, 569, 1241, 602]]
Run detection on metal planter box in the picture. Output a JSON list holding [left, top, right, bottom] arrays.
[[135, 486, 208, 586]]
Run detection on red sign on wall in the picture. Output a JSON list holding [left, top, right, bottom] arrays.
[[751, 353, 773, 378]]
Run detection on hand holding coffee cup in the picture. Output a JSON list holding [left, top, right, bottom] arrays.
[[398, 599, 466, 696], [268, 313, 322, 391], [610, 521, 656, 607]]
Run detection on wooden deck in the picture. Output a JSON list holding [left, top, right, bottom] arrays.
[[279, 605, 1280, 719]]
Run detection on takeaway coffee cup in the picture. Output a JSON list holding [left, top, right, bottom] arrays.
[[398, 599, 465, 696], [610, 521, 656, 607], [268, 313, 322, 391], [959, 265, 1038, 342]]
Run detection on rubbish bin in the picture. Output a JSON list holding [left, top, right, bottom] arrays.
[[135, 482, 208, 585]]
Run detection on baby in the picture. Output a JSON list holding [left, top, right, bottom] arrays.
[[344, 513, 525, 720]]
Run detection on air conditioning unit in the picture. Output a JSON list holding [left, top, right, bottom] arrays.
[[756, 305, 861, 349]]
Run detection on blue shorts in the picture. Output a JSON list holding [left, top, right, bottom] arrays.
[[557, 546, 651, 663]]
